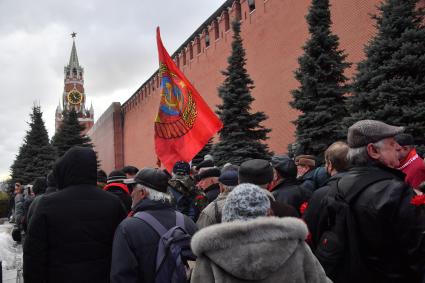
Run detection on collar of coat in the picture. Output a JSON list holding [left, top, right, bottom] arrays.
[[191, 217, 308, 280]]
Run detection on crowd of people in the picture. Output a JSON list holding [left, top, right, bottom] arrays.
[[8, 119, 425, 283]]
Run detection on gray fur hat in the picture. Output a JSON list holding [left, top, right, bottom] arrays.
[[347, 120, 404, 148], [222, 183, 270, 222]]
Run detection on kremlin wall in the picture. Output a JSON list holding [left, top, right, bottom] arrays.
[[88, 0, 383, 173]]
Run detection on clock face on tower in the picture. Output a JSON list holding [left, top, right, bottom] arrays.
[[67, 90, 83, 105]]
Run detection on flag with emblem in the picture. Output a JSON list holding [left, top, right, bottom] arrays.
[[154, 27, 222, 172]]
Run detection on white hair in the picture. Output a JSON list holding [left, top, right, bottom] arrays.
[[135, 184, 171, 203], [347, 140, 385, 166]]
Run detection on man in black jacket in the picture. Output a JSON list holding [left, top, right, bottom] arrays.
[[110, 167, 197, 283], [303, 141, 349, 250], [320, 120, 425, 283], [270, 155, 311, 214], [23, 146, 127, 283]]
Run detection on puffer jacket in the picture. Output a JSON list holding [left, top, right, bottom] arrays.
[[334, 165, 425, 283], [23, 147, 127, 283], [191, 217, 331, 283]]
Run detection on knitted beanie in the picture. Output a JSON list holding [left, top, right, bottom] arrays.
[[222, 183, 270, 222]]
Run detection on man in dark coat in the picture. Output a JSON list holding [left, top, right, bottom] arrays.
[[23, 146, 127, 283], [319, 120, 425, 283], [270, 155, 311, 214], [239, 159, 299, 217], [110, 167, 197, 283], [303, 141, 350, 250]]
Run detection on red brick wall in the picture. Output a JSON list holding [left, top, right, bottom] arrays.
[[93, 0, 382, 170], [88, 102, 122, 173]]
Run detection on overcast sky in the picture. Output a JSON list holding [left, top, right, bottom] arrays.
[[0, 0, 226, 180]]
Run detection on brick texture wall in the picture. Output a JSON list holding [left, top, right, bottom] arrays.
[[91, 0, 383, 171]]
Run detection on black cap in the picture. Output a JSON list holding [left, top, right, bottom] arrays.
[[97, 170, 107, 183], [127, 167, 170, 193], [239, 159, 273, 185], [173, 161, 190, 176], [395, 133, 414, 146], [271, 155, 297, 179], [219, 170, 239, 186]]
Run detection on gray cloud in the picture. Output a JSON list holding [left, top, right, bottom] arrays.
[[0, 0, 225, 180]]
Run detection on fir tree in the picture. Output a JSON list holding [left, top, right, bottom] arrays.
[[192, 138, 213, 166], [10, 106, 56, 184], [52, 109, 93, 158], [290, 0, 351, 158], [212, 21, 272, 166], [345, 0, 425, 153]]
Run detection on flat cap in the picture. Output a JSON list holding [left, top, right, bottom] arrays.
[[348, 120, 404, 148], [239, 159, 273, 185], [126, 167, 170, 193], [295, 155, 316, 168]]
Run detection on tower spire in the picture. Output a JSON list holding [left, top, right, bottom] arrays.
[[68, 32, 80, 68]]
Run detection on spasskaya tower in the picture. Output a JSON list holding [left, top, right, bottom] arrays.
[[55, 32, 94, 135]]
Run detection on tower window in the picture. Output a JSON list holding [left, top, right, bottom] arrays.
[[72, 68, 77, 76], [189, 44, 193, 60], [248, 0, 256, 12]]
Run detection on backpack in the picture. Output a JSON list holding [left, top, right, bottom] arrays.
[[134, 211, 196, 283], [315, 172, 393, 282]]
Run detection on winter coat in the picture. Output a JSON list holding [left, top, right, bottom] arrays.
[[103, 183, 132, 213], [332, 165, 425, 283], [196, 192, 228, 229], [300, 167, 329, 193], [204, 183, 220, 203], [23, 147, 127, 283], [14, 193, 24, 225], [303, 172, 346, 250], [398, 148, 425, 189], [191, 217, 331, 283], [272, 178, 311, 213], [110, 198, 198, 283]]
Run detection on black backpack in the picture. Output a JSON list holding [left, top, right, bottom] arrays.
[[134, 211, 196, 283], [315, 172, 392, 282]]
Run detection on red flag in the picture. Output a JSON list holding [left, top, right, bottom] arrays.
[[154, 27, 223, 173]]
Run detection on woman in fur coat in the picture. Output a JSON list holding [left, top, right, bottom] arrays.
[[191, 183, 331, 283]]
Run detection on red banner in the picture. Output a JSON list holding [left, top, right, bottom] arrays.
[[154, 27, 223, 173]]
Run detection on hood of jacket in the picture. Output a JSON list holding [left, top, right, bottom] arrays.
[[191, 216, 308, 280], [54, 146, 97, 190]]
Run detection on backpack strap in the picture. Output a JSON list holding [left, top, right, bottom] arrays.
[[134, 212, 168, 236], [134, 211, 186, 235]]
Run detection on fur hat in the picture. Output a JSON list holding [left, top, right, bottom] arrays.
[[271, 155, 297, 179], [348, 120, 404, 148], [196, 159, 214, 171], [197, 167, 221, 181], [239, 159, 273, 185], [222, 183, 270, 222]]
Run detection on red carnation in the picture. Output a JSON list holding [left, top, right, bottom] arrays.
[[300, 201, 309, 215], [410, 195, 425, 207]]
